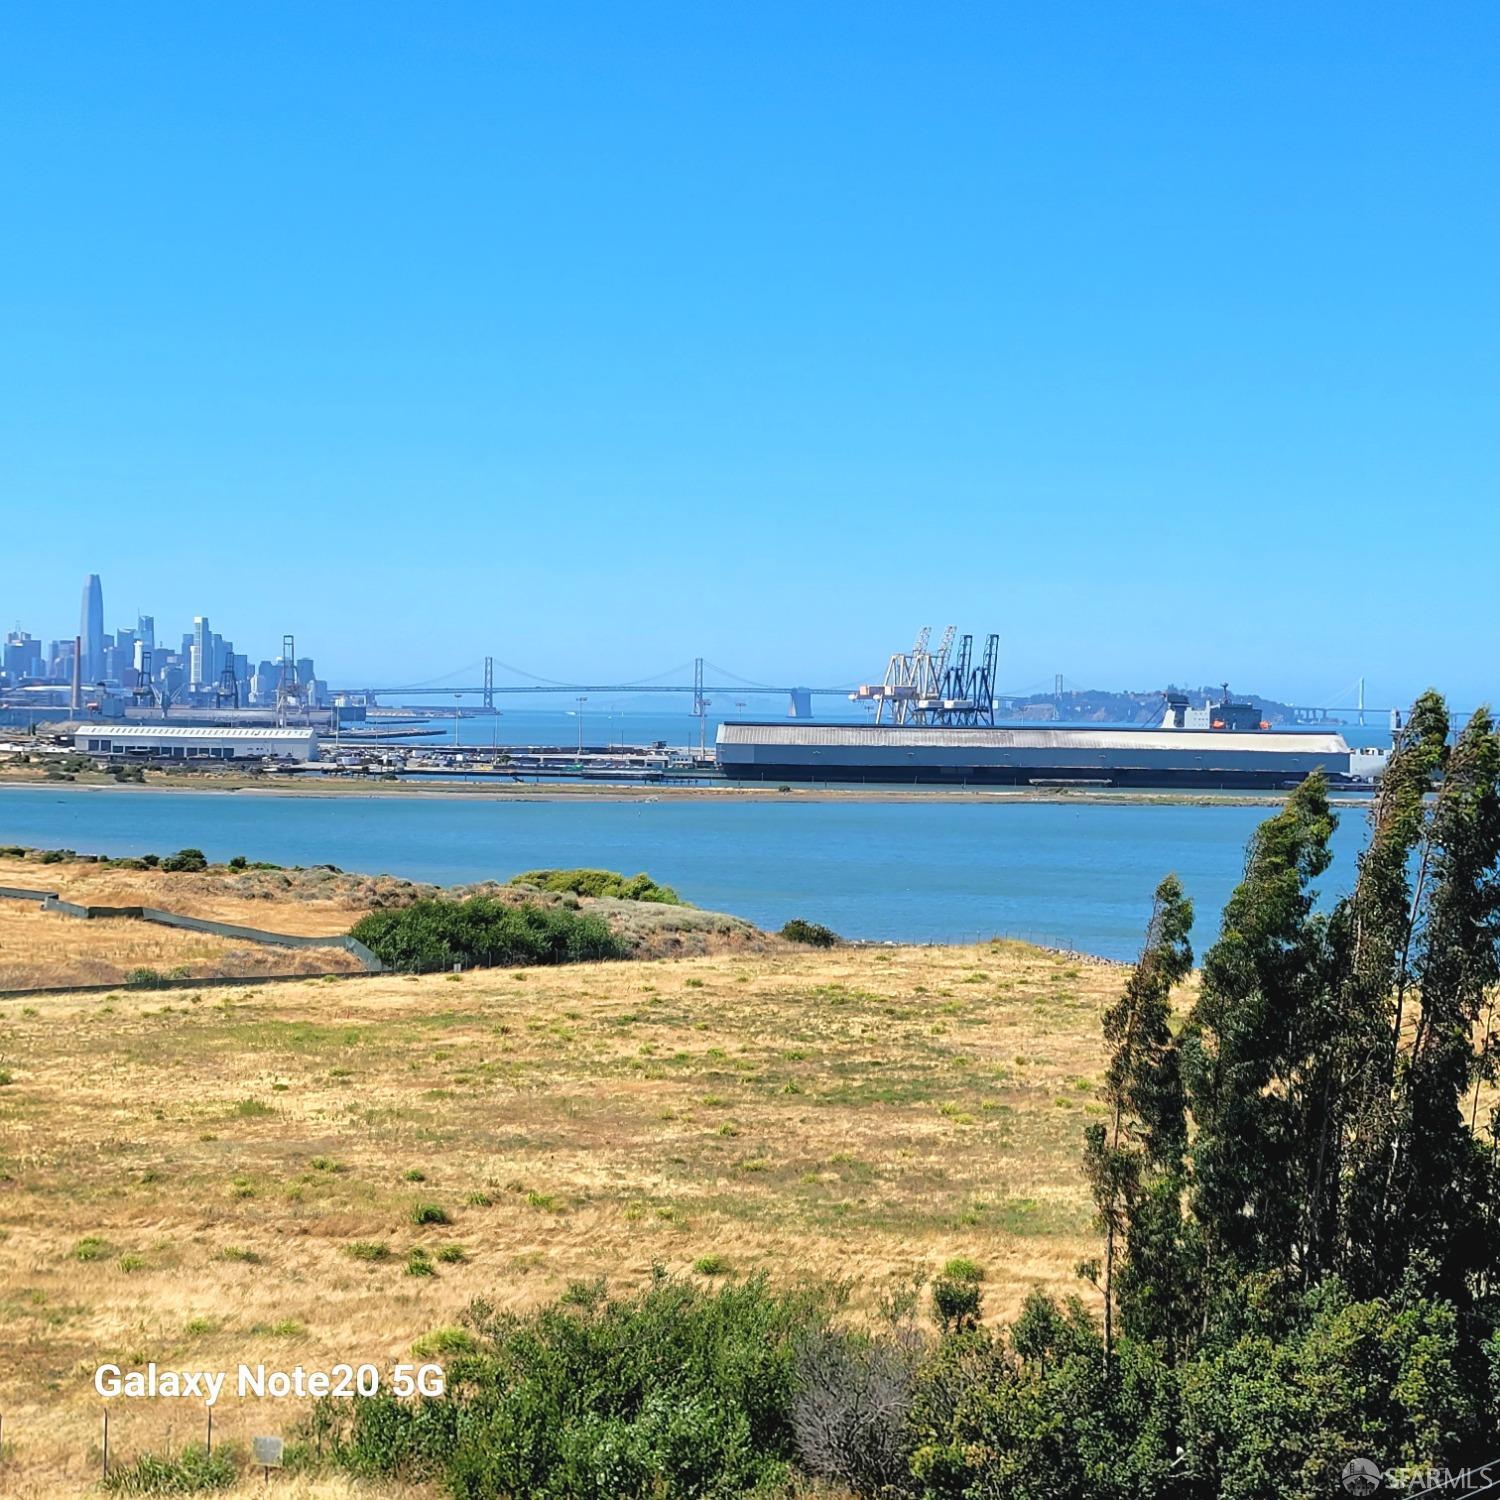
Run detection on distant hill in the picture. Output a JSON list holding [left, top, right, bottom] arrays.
[[999, 685, 1304, 726]]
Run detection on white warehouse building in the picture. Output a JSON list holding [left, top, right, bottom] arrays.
[[75, 726, 320, 763]]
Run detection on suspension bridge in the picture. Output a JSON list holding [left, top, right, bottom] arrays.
[[330, 658, 1418, 728]]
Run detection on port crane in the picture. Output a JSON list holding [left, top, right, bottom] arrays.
[[850, 626, 999, 726]]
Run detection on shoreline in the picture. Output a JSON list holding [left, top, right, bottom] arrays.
[[0, 769, 1372, 809]]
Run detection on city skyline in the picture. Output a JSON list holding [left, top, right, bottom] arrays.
[[3, 570, 326, 713], [0, 566, 1478, 717]]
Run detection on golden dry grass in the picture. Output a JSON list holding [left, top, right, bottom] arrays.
[[0, 902, 363, 990], [0, 939, 1127, 1493], [0, 854, 774, 992], [0, 855, 376, 938]]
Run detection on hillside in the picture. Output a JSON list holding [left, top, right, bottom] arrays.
[[0, 851, 771, 989], [0, 938, 1121, 1493]]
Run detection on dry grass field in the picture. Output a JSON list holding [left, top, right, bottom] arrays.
[[0, 903, 365, 990], [0, 853, 772, 993], [0, 855, 378, 990], [0, 938, 1131, 1495]]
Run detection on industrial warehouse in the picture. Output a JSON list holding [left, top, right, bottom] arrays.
[[73, 725, 320, 762], [714, 720, 1353, 788]]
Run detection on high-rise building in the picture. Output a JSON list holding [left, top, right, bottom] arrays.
[[191, 616, 211, 688], [79, 574, 104, 683], [4, 632, 43, 681], [136, 614, 155, 652]]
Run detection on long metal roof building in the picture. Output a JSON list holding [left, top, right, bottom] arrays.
[[75, 725, 320, 762], [715, 721, 1351, 789]]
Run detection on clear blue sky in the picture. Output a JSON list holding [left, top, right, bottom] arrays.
[[2, 2, 1495, 705]]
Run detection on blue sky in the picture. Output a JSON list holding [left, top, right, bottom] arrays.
[[2, 2, 1495, 706]]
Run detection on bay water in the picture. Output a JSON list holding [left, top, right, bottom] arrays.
[[0, 784, 1371, 961]]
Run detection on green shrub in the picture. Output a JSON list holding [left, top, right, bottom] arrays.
[[940, 1256, 984, 1285], [326, 1272, 823, 1496], [780, 918, 840, 948], [227, 855, 248, 870], [125, 967, 169, 989], [932, 1274, 983, 1333], [350, 897, 627, 974], [348, 1241, 392, 1263], [102, 1442, 236, 1492], [161, 847, 209, 873], [508, 868, 685, 904], [411, 1325, 478, 1358], [435, 1244, 468, 1264], [410, 1201, 451, 1226], [406, 1247, 435, 1277], [74, 1235, 112, 1261]]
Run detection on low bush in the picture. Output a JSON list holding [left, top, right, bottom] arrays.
[[509, 868, 685, 904], [931, 1274, 983, 1334], [325, 1271, 822, 1496], [102, 1442, 236, 1493], [350, 897, 626, 974], [161, 847, 209, 872], [411, 1325, 478, 1358], [780, 918, 840, 948], [124, 967, 169, 989]]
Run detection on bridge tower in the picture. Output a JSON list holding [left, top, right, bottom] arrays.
[[482, 657, 494, 712]]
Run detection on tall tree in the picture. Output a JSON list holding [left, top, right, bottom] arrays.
[[1181, 774, 1336, 1292], [1382, 707, 1500, 1305], [1083, 875, 1193, 1360], [1328, 692, 1449, 1296]]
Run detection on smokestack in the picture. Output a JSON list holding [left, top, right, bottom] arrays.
[[71, 634, 82, 714]]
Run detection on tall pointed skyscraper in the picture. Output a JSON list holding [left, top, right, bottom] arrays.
[[79, 574, 104, 683]]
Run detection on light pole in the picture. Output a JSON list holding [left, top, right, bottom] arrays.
[[576, 696, 587, 756], [453, 694, 461, 748]]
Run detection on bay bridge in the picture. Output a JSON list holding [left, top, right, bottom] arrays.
[[330, 656, 1410, 727]]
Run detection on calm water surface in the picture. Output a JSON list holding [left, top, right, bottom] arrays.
[[0, 786, 1371, 961]]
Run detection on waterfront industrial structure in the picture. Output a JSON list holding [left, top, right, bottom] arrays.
[[73, 725, 320, 763], [717, 628, 1356, 789], [715, 720, 1353, 788]]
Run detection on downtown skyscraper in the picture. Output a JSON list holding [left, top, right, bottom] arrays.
[[79, 573, 104, 683]]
